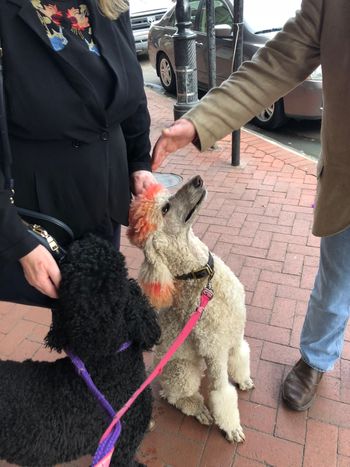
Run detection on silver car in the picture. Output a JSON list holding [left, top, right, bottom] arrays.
[[148, 0, 323, 129]]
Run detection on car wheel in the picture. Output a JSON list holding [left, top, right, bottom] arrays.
[[157, 53, 176, 94], [251, 98, 288, 130]]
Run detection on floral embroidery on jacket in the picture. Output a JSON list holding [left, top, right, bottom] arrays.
[[31, 0, 100, 55]]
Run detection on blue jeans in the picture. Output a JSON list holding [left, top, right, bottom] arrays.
[[300, 226, 350, 372]]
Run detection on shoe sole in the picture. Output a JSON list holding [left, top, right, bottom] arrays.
[[282, 391, 316, 411]]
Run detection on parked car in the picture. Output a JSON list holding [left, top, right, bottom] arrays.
[[148, 0, 323, 129], [129, 0, 173, 55]]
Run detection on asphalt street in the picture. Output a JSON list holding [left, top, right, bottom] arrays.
[[139, 56, 322, 161]]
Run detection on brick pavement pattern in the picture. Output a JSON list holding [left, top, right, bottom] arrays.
[[0, 88, 349, 467]]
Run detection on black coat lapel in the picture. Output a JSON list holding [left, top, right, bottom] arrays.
[[85, 2, 140, 117], [10, 0, 53, 50], [85, 0, 120, 78], [8, 0, 106, 124], [85, 0, 125, 115]]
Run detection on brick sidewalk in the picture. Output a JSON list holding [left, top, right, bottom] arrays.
[[1, 88, 349, 467]]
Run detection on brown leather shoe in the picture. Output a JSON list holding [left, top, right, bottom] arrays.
[[282, 359, 323, 411]]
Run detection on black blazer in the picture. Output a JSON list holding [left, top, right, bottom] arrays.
[[0, 0, 151, 262]]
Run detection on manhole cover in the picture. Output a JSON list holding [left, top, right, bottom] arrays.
[[154, 173, 183, 189]]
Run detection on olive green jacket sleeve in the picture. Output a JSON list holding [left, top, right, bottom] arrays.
[[184, 0, 323, 151]]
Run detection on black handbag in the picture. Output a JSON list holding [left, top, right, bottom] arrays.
[[0, 41, 74, 308]]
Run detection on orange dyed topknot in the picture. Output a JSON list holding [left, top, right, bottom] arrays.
[[127, 183, 167, 248], [142, 183, 165, 201]]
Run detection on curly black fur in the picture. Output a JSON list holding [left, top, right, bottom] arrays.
[[0, 234, 161, 467]]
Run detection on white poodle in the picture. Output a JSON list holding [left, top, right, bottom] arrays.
[[128, 175, 254, 442]]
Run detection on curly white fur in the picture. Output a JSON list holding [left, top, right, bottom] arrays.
[[128, 176, 254, 442]]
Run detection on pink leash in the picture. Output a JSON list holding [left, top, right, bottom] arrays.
[[92, 284, 214, 467]]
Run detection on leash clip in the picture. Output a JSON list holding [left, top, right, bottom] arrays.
[[198, 284, 214, 321], [204, 263, 214, 279], [203, 282, 214, 300]]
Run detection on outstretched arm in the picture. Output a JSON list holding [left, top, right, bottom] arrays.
[[184, 0, 322, 150], [152, 0, 322, 169]]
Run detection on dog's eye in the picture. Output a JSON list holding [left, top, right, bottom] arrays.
[[162, 202, 171, 215]]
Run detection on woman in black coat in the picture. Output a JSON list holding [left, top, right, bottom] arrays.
[[0, 0, 156, 298]]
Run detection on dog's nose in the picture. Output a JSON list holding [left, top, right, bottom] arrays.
[[192, 175, 203, 188]]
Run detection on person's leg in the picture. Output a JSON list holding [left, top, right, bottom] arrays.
[[301, 226, 350, 371], [283, 226, 350, 410]]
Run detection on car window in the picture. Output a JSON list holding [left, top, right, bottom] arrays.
[[189, 0, 201, 24], [166, 9, 176, 27], [168, 0, 200, 28], [198, 0, 232, 33], [244, 0, 301, 34]]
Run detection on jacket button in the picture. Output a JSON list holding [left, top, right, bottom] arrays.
[[100, 131, 109, 141], [72, 140, 80, 149]]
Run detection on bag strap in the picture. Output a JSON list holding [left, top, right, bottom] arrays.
[[0, 38, 14, 192], [18, 207, 75, 240]]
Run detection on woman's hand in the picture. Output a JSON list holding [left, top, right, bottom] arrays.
[[131, 170, 158, 196], [19, 245, 61, 298], [151, 119, 197, 171]]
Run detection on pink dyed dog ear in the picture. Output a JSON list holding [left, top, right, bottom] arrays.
[[127, 184, 165, 248]]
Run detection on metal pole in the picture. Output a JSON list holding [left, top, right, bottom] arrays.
[[206, 0, 216, 89], [231, 0, 244, 166], [173, 0, 199, 120]]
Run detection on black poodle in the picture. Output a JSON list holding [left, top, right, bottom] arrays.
[[0, 234, 161, 467]]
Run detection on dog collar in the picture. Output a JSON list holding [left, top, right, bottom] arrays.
[[175, 251, 214, 281]]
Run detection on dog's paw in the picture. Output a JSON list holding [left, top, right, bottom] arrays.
[[195, 405, 214, 426], [238, 377, 254, 391], [225, 425, 245, 443]]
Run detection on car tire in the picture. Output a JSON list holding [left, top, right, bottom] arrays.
[[251, 98, 288, 130], [157, 52, 176, 94]]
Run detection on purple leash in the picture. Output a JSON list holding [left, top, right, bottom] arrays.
[[66, 341, 132, 466]]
